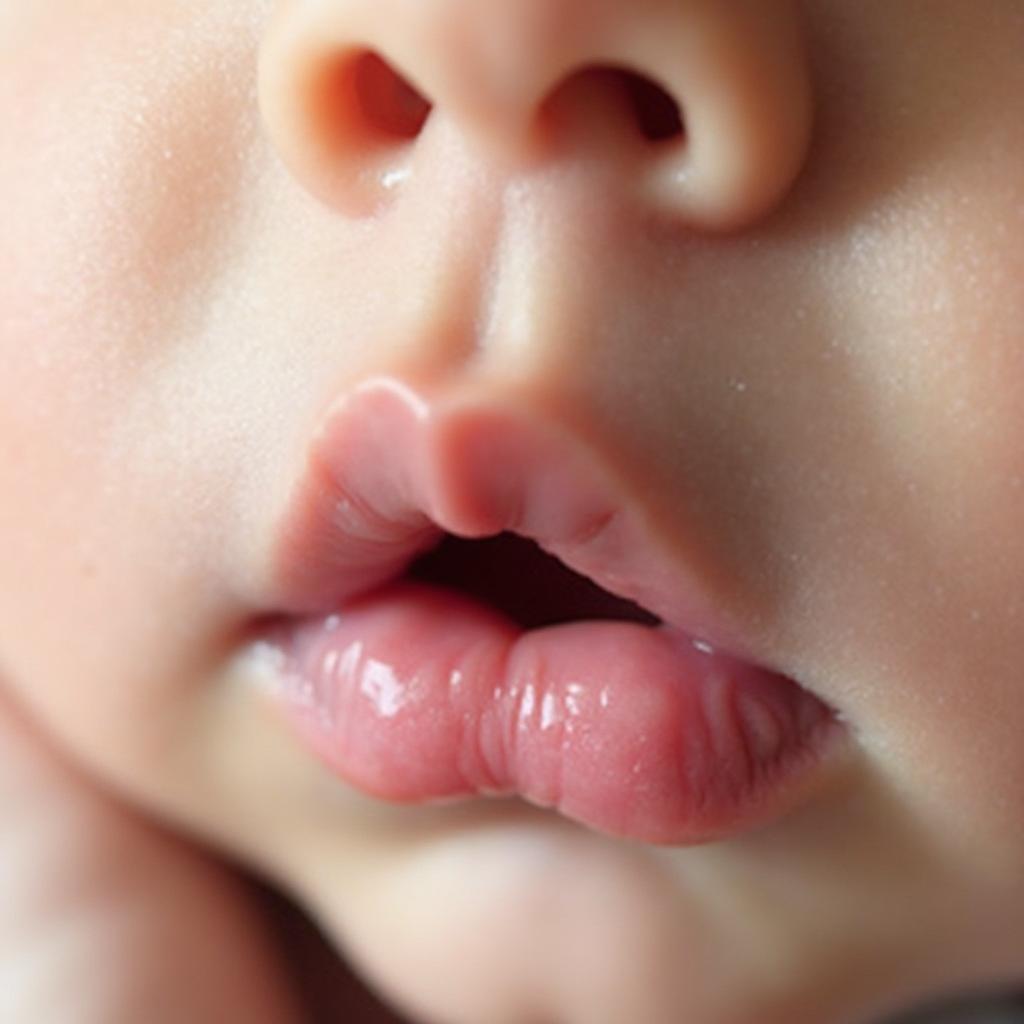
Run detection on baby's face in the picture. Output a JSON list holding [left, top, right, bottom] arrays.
[[3, 1, 1024, 1020]]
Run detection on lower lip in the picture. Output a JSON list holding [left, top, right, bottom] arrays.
[[255, 580, 842, 846]]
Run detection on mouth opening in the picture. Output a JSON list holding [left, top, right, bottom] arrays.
[[407, 531, 661, 631]]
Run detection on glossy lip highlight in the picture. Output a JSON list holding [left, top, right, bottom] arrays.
[[253, 375, 845, 845]]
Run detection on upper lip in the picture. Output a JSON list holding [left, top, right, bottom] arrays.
[[266, 375, 755, 658]]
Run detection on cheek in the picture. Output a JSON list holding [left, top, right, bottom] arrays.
[[0, 4, 260, 374], [786, 154, 1024, 856], [910, 208, 1024, 838], [0, 4, 263, 776], [0, 350, 242, 789]]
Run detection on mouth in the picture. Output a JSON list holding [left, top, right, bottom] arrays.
[[252, 377, 844, 846], [408, 531, 660, 630]]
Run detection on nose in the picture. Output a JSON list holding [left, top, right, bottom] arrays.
[[258, 0, 813, 230]]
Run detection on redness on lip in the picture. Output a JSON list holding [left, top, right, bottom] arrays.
[[255, 378, 845, 846]]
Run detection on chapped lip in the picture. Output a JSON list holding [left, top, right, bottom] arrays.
[[267, 375, 752, 656]]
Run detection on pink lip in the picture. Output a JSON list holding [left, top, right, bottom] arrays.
[[257, 377, 842, 845]]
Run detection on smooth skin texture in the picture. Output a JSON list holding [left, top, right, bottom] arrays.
[[2, 1, 1024, 1021]]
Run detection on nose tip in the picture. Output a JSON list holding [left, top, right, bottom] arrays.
[[258, 0, 813, 230]]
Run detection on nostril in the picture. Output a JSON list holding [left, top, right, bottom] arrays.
[[352, 52, 433, 140], [260, 0, 811, 226], [622, 70, 685, 143], [318, 50, 432, 150], [542, 65, 685, 147]]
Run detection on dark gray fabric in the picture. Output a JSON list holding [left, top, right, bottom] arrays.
[[886, 995, 1024, 1023]]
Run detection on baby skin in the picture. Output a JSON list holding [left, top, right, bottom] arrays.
[[2, 1, 1024, 1021]]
